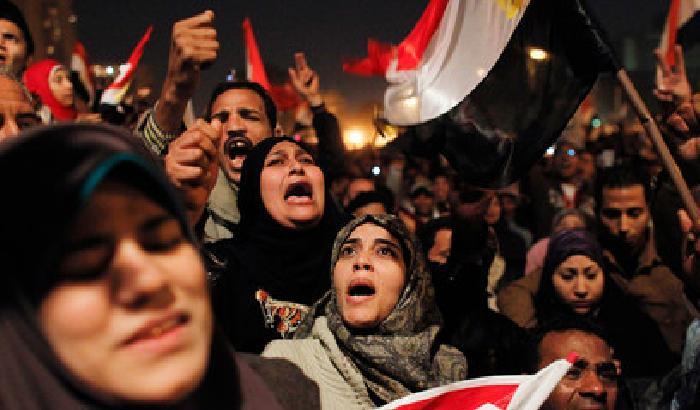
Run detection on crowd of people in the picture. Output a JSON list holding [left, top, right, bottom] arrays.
[[0, 2, 699, 409]]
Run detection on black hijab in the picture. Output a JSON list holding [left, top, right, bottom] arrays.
[[0, 124, 244, 409], [535, 228, 607, 320], [232, 136, 348, 305]]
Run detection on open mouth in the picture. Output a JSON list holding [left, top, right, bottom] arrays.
[[284, 181, 313, 203], [224, 132, 253, 160], [347, 279, 376, 301]]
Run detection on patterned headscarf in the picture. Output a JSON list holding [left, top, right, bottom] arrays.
[[297, 214, 467, 405]]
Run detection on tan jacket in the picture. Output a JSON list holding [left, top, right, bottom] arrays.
[[604, 236, 691, 355], [263, 317, 374, 410], [496, 234, 692, 354]]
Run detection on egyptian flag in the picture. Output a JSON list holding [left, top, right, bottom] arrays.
[[70, 41, 95, 106], [379, 355, 576, 410], [100, 26, 152, 106], [659, 0, 700, 66], [242, 18, 300, 111], [345, 0, 616, 188]]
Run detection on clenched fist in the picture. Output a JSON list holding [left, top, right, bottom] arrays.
[[165, 118, 222, 226]]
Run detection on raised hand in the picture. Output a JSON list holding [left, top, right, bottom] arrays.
[[157, 11, 219, 133], [164, 118, 222, 226], [654, 45, 692, 108], [678, 208, 700, 293], [288, 52, 323, 106]]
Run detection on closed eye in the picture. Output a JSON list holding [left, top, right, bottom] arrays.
[[211, 111, 230, 123], [239, 108, 261, 121]]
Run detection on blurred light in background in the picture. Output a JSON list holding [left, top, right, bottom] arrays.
[[343, 128, 367, 150], [528, 47, 548, 61]]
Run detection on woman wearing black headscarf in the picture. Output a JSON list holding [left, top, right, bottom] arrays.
[[535, 229, 677, 378], [208, 136, 348, 353], [263, 214, 467, 409], [0, 124, 318, 409]]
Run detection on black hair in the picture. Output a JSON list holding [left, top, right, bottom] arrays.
[[203, 80, 277, 131], [346, 190, 394, 215], [595, 163, 651, 213], [0, 1, 33, 56], [417, 217, 452, 256], [527, 315, 613, 372]]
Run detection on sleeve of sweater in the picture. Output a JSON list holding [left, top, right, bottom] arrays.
[[134, 106, 183, 156], [496, 268, 541, 328], [312, 104, 346, 182], [239, 352, 321, 410]]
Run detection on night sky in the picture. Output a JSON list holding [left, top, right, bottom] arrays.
[[73, 0, 671, 113]]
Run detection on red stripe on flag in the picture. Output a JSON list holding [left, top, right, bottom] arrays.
[[242, 17, 272, 91], [390, 384, 518, 410], [396, 0, 449, 70], [666, 0, 681, 66], [108, 26, 152, 90], [343, 0, 449, 76], [342, 38, 395, 76]]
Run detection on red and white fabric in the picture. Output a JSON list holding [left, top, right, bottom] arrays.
[[100, 26, 153, 106], [378, 355, 576, 410]]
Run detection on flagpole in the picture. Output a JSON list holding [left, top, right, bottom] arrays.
[[616, 68, 700, 227]]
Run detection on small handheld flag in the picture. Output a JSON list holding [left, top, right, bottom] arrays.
[[242, 18, 300, 112], [100, 26, 153, 106], [70, 41, 95, 106]]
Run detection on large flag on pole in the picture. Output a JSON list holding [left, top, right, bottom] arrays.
[[242, 18, 300, 111], [659, 0, 700, 66], [379, 355, 576, 410], [100, 26, 153, 106], [345, 0, 616, 188]]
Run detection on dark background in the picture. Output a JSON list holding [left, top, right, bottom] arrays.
[[73, 1, 672, 113]]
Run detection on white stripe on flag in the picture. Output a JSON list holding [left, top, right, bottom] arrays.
[[377, 357, 574, 410], [384, 0, 531, 125]]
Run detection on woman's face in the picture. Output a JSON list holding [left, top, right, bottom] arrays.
[[552, 254, 604, 315], [48, 67, 73, 107], [38, 181, 212, 404], [333, 223, 406, 328], [260, 141, 325, 229]]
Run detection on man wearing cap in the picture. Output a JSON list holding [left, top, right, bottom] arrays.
[[0, 1, 33, 77]]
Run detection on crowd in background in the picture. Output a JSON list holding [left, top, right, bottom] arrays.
[[0, 2, 699, 409]]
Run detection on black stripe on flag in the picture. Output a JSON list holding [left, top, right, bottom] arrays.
[[400, 0, 617, 188]]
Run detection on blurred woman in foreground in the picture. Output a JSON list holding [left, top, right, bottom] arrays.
[[0, 124, 317, 409]]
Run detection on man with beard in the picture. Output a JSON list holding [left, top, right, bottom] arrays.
[[596, 164, 691, 356]]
